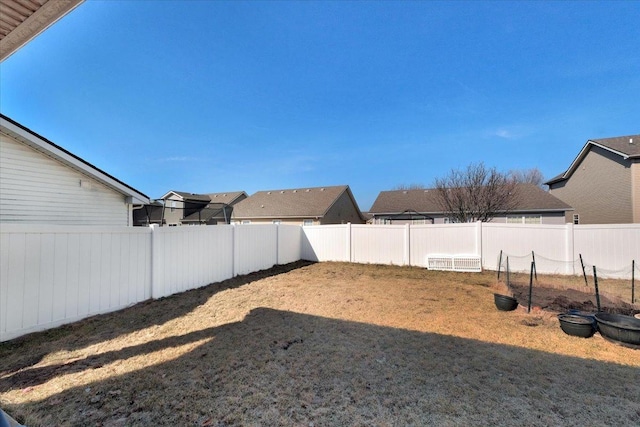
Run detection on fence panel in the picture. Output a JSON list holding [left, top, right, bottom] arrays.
[[152, 225, 234, 299], [278, 225, 302, 265], [410, 223, 480, 267], [574, 224, 640, 279], [351, 224, 407, 265], [234, 225, 278, 275], [301, 225, 350, 262], [0, 224, 152, 342]]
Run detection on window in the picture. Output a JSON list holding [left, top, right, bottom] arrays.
[[303, 219, 314, 226], [507, 215, 542, 224], [573, 214, 580, 225], [170, 201, 176, 212], [241, 220, 251, 224]]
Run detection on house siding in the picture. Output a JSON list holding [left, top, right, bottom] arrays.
[[548, 146, 633, 224], [321, 191, 365, 224], [0, 133, 129, 225]]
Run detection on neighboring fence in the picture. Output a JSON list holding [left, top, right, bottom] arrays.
[[2, 221, 638, 341], [302, 223, 640, 280], [0, 224, 302, 342]]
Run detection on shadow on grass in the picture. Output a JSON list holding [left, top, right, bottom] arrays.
[[0, 260, 316, 376], [3, 308, 639, 427]]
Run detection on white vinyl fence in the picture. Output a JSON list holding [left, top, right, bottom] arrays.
[[2, 221, 638, 341], [1, 224, 301, 342]]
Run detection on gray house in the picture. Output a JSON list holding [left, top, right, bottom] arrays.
[[231, 185, 365, 225], [369, 183, 572, 225], [546, 135, 640, 224]]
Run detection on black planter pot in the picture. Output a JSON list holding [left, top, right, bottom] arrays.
[[558, 314, 596, 338], [594, 313, 640, 348], [494, 293, 518, 311]]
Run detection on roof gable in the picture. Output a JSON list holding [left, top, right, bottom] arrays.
[[232, 185, 353, 219], [546, 134, 640, 185], [1, 114, 149, 204]]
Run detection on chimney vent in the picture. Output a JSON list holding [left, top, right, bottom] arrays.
[[630, 138, 634, 144]]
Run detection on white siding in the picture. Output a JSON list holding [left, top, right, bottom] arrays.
[[0, 133, 129, 225]]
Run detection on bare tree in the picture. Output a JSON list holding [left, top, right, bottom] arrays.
[[392, 183, 426, 190], [433, 162, 519, 223], [508, 168, 545, 187]]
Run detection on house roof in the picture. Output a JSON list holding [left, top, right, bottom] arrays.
[[232, 185, 360, 219], [369, 183, 571, 215], [1, 0, 84, 61], [160, 190, 247, 205], [545, 134, 640, 185], [1, 113, 150, 204]]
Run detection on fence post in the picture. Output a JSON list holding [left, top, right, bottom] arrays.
[[232, 224, 238, 277], [404, 223, 411, 266], [150, 224, 160, 299], [346, 223, 352, 263], [476, 221, 483, 269], [566, 222, 575, 275], [275, 224, 280, 266]]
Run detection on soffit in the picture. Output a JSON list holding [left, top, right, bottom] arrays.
[[0, 0, 84, 61]]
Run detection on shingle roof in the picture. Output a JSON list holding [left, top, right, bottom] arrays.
[[369, 183, 571, 214], [592, 135, 640, 157], [545, 134, 640, 185], [232, 185, 354, 219]]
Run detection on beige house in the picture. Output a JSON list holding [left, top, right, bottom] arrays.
[[546, 135, 640, 224], [231, 185, 365, 225], [369, 183, 572, 225]]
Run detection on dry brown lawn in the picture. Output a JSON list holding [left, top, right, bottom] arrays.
[[1, 261, 639, 426]]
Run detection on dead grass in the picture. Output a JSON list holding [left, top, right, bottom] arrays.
[[1, 261, 639, 426]]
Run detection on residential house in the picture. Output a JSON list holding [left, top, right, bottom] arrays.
[[369, 183, 572, 225], [545, 135, 640, 224], [0, 114, 150, 225], [231, 185, 365, 225], [146, 190, 247, 226]]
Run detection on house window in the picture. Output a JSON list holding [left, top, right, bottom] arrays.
[[524, 215, 542, 224], [170, 201, 176, 212], [272, 220, 282, 225], [303, 219, 314, 226], [241, 220, 251, 224], [573, 214, 580, 225], [507, 215, 542, 224]]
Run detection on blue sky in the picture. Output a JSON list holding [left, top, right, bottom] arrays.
[[1, 1, 639, 210]]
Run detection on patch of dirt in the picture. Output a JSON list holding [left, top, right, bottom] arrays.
[[508, 283, 639, 316]]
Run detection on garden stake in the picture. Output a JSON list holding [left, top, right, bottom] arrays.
[[527, 261, 534, 313], [506, 256, 510, 288], [497, 250, 503, 280], [579, 254, 588, 287], [531, 251, 537, 281], [632, 260, 635, 304], [593, 266, 601, 312]]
